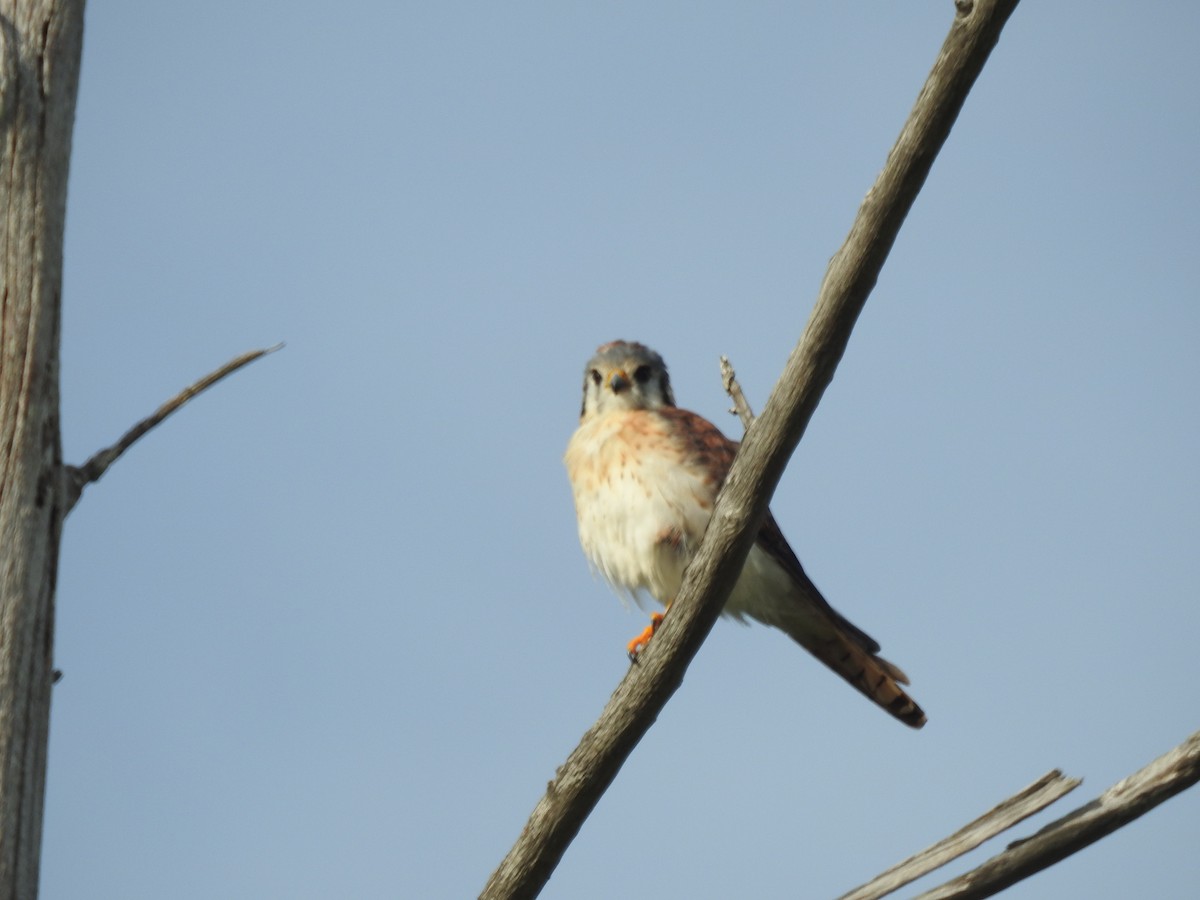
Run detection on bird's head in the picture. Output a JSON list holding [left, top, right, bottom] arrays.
[[579, 340, 676, 421]]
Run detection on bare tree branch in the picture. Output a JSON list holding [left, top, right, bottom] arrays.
[[60, 344, 283, 514], [480, 2, 1021, 898], [912, 728, 1200, 900], [838, 771, 1082, 900], [720, 355, 756, 430]]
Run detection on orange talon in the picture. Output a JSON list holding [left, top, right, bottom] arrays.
[[626, 612, 666, 661]]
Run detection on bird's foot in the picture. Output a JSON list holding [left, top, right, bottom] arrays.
[[627, 612, 665, 662]]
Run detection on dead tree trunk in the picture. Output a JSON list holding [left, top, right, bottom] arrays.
[[0, 2, 85, 898]]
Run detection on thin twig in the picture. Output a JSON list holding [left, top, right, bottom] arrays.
[[913, 728, 1200, 900], [837, 770, 1081, 900], [720, 355, 756, 430], [61, 343, 283, 513]]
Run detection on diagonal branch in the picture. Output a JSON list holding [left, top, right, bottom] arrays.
[[481, 3, 1020, 898], [912, 728, 1200, 900], [61, 343, 283, 514], [838, 770, 1081, 900]]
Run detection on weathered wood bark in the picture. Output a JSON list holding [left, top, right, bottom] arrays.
[[480, 2, 1021, 898], [0, 2, 85, 898]]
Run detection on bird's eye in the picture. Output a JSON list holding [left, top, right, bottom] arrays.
[[633, 365, 652, 384], [589, 369, 602, 386]]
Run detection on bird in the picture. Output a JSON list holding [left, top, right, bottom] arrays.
[[564, 340, 926, 728]]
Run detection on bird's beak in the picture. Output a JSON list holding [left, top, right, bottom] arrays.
[[609, 369, 630, 393]]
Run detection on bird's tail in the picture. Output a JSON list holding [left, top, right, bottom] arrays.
[[785, 624, 927, 729]]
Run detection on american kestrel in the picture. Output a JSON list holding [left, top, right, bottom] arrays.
[[564, 340, 926, 728]]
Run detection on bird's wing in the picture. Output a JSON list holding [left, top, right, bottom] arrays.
[[756, 494, 926, 728], [658, 406, 926, 728]]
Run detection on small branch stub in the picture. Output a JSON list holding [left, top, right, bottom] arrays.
[[720, 355, 756, 431]]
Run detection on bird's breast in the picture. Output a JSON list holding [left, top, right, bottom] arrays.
[[565, 411, 717, 606]]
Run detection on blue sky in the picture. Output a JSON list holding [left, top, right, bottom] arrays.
[[43, 3, 1198, 898]]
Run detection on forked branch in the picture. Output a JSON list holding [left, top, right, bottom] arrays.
[[912, 728, 1200, 900], [838, 770, 1082, 900], [835, 729, 1200, 900]]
